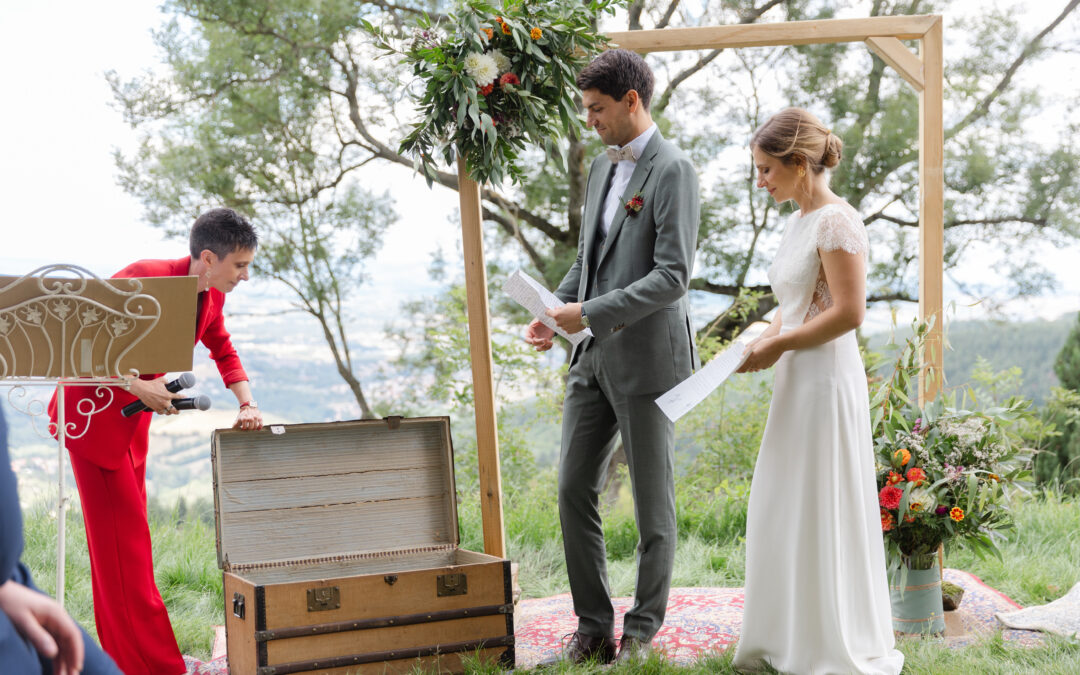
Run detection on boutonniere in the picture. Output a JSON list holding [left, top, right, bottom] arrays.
[[624, 192, 644, 215]]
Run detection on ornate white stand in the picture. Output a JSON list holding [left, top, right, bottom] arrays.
[[1, 264, 160, 606]]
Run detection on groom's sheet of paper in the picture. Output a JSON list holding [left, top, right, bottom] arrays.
[[503, 269, 594, 346], [655, 323, 769, 423]]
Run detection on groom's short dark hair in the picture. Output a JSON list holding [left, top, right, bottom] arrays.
[[577, 49, 654, 108]]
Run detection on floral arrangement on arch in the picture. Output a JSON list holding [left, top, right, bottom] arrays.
[[871, 321, 1034, 573], [365, 0, 616, 187]]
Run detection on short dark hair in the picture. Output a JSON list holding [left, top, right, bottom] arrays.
[[189, 208, 258, 260], [576, 49, 654, 108]]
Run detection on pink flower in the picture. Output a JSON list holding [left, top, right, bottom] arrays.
[[499, 72, 520, 87]]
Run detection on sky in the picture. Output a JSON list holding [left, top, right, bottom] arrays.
[[1, 0, 1077, 355]]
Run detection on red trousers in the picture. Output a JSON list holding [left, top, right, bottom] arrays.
[[69, 449, 186, 675]]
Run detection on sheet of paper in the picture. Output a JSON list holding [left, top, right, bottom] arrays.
[[502, 269, 593, 346], [655, 323, 769, 423]]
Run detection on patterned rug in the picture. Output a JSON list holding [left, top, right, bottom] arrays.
[[181, 568, 1046, 673]]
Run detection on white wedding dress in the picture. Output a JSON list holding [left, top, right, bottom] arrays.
[[733, 203, 904, 674]]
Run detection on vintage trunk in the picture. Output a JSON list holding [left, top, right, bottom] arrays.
[[212, 416, 515, 675]]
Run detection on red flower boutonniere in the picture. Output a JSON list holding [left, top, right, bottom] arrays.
[[624, 192, 644, 215]]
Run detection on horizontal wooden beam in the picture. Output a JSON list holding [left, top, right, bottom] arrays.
[[866, 36, 924, 91], [607, 15, 939, 53]]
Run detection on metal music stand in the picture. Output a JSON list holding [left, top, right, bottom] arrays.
[[0, 264, 191, 606]]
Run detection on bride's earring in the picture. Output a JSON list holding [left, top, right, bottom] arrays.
[[798, 166, 806, 178], [203, 270, 211, 291]]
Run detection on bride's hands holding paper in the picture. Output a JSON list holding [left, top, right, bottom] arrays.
[[525, 318, 556, 352], [738, 335, 784, 373]]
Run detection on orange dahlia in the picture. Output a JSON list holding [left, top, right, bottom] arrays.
[[905, 466, 927, 486], [530, 27, 542, 40], [482, 27, 494, 40], [881, 509, 895, 532], [893, 448, 911, 467], [886, 471, 903, 485]]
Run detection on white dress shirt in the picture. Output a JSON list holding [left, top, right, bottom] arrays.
[[600, 123, 658, 235]]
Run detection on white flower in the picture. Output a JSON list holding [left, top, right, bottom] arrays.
[[463, 52, 498, 84], [908, 488, 936, 513], [489, 49, 511, 74]]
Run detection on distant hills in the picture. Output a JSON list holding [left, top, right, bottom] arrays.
[[866, 312, 1076, 405], [4, 311, 1076, 506]]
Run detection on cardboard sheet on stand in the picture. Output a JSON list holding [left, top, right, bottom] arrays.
[[0, 274, 197, 377]]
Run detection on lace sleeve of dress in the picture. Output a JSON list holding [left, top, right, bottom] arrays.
[[816, 209, 869, 256]]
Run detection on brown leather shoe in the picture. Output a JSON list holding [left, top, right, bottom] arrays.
[[539, 631, 617, 665], [614, 634, 652, 663]]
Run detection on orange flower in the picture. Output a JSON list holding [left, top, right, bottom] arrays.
[[886, 471, 903, 485], [481, 27, 494, 40], [988, 473, 1000, 482], [495, 16, 504, 23], [905, 467, 926, 487], [501, 22, 512, 35], [530, 27, 542, 40], [881, 509, 895, 532], [950, 507, 965, 522], [479, 83, 494, 96], [893, 448, 911, 467], [903, 512, 916, 523]]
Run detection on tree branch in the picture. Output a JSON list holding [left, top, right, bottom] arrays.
[[481, 206, 548, 273], [628, 0, 645, 31], [657, 0, 681, 30], [652, 0, 787, 115], [865, 214, 1049, 229], [947, 0, 1080, 138]]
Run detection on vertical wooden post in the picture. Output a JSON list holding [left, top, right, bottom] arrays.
[[456, 158, 506, 559], [918, 17, 944, 406]]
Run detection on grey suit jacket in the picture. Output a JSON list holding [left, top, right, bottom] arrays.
[[555, 130, 700, 395]]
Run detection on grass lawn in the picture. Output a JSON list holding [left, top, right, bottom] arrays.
[[20, 491, 1080, 673]]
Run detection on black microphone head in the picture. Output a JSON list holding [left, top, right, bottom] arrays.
[[172, 395, 212, 412], [177, 372, 196, 389]]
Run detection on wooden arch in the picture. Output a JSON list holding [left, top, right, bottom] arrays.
[[457, 15, 945, 557]]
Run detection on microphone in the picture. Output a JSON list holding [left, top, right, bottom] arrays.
[[170, 395, 212, 412], [121, 372, 196, 417]]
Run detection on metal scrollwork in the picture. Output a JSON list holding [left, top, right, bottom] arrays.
[[1, 264, 158, 608]]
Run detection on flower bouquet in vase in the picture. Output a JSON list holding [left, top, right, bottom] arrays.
[[871, 322, 1034, 635]]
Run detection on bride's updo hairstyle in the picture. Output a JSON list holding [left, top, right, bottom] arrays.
[[752, 108, 842, 175]]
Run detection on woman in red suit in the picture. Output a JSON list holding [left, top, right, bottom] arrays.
[[49, 208, 264, 674]]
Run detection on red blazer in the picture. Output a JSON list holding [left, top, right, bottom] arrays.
[[48, 257, 248, 469]]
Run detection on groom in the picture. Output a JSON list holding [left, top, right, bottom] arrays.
[[526, 48, 700, 663]]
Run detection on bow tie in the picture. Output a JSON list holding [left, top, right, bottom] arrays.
[[606, 146, 636, 163]]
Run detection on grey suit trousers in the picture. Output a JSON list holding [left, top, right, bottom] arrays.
[[558, 343, 677, 641]]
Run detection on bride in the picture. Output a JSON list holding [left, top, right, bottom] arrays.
[[731, 108, 904, 674]]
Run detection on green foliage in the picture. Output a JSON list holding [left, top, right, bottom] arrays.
[[21, 497, 223, 660], [369, 0, 618, 187], [1033, 387, 1080, 493], [1055, 311, 1080, 392]]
